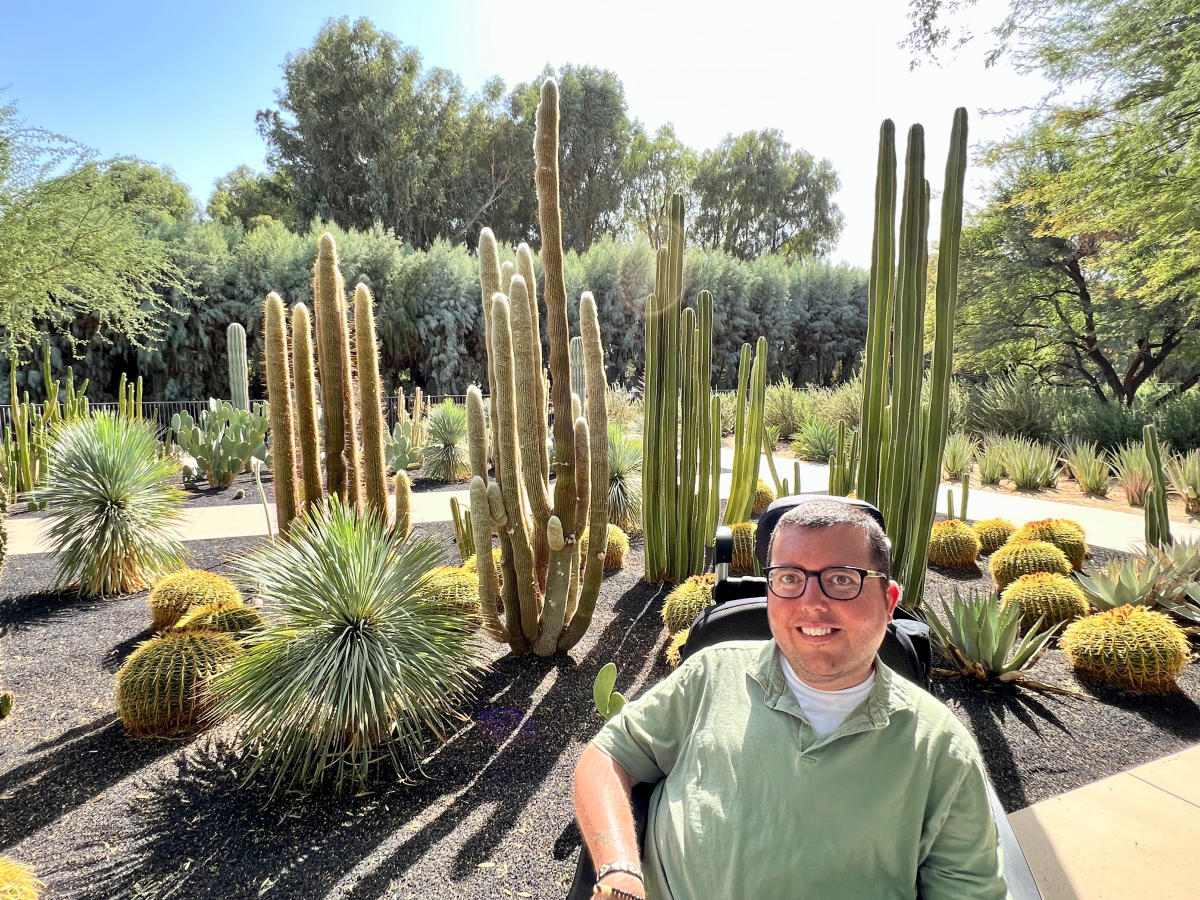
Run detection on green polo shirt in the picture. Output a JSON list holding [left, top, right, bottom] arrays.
[[592, 640, 1007, 900]]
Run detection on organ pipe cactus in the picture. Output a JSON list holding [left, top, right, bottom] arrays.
[[227, 323, 250, 411], [291, 303, 323, 513], [853, 110, 968, 609], [1143, 424, 1172, 548], [467, 78, 609, 656], [642, 196, 716, 582], [723, 338, 768, 526], [263, 292, 299, 534], [354, 284, 389, 519]]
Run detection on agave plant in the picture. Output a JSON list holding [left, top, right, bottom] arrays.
[[421, 400, 470, 482], [791, 420, 839, 462], [607, 422, 642, 535], [1061, 439, 1111, 496], [210, 497, 483, 794], [975, 434, 1008, 485], [32, 413, 187, 596], [1146, 540, 1200, 629], [1166, 449, 1200, 515], [1110, 442, 1152, 507], [1000, 437, 1059, 490], [925, 589, 1072, 694], [941, 432, 977, 480], [1075, 557, 1161, 611]]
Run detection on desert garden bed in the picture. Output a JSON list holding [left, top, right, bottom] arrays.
[[2, 529, 1199, 899]]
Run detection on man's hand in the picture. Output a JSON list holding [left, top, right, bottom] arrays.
[[574, 744, 645, 898]]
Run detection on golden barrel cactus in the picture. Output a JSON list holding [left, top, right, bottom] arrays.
[[423, 565, 481, 624], [0, 857, 44, 899], [115, 631, 242, 737], [989, 539, 1072, 591], [1000, 573, 1089, 632], [752, 479, 776, 515], [666, 629, 690, 668], [1012, 518, 1089, 570], [662, 574, 717, 635], [731, 522, 757, 574], [928, 519, 981, 570], [972, 518, 1016, 555], [148, 570, 243, 631], [581, 524, 630, 572], [173, 602, 266, 637], [1060, 605, 1190, 694]]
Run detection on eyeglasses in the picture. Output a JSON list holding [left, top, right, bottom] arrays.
[[764, 565, 889, 601]]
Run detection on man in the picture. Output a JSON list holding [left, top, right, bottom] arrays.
[[574, 498, 1006, 899]]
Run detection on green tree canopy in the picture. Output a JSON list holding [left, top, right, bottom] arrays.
[[691, 129, 843, 261], [207, 165, 295, 231], [621, 123, 697, 248]]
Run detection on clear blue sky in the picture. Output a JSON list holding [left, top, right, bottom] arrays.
[[3, 0, 1049, 266]]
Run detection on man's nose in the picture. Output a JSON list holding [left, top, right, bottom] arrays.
[[797, 573, 831, 607]]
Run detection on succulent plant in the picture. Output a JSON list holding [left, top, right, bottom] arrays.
[[1000, 573, 1090, 632], [1011, 518, 1089, 570], [592, 662, 626, 721], [580, 524, 630, 572], [0, 856, 44, 899], [1074, 557, 1161, 612], [753, 478, 777, 515], [422, 565, 481, 624], [0, 691, 13, 721], [1060, 605, 1190, 693], [463, 546, 503, 580], [173, 602, 266, 637], [972, 518, 1016, 555], [171, 399, 269, 489], [662, 573, 717, 635], [928, 519, 981, 570], [989, 539, 1071, 591], [385, 419, 423, 473], [666, 629, 690, 668], [731, 521, 757, 574], [115, 630, 243, 737], [607, 422, 643, 537], [148, 569, 243, 631]]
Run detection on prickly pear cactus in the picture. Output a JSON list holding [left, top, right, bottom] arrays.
[[593, 662, 626, 720], [1012, 518, 1089, 570], [1060, 604, 1190, 693], [972, 518, 1016, 555], [115, 631, 242, 737], [662, 573, 717, 635], [148, 570, 244, 631], [170, 399, 269, 488], [580, 524, 630, 572], [989, 539, 1072, 591], [1000, 573, 1090, 632], [928, 519, 982, 570]]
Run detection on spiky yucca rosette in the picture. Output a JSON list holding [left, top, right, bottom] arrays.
[[662, 574, 716, 635], [1060, 605, 1190, 694], [928, 520, 981, 569], [1000, 573, 1090, 632], [149, 569, 244, 631], [972, 518, 1016, 555], [989, 539, 1072, 591]]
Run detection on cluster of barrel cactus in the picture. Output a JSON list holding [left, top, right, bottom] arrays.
[[171, 399, 269, 489], [1011, 519, 1089, 570], [1000, 572, 1090, 632], [973, 518, 1016, 554], [148, 568, 245, 631], [990, 540, 1073, 590]]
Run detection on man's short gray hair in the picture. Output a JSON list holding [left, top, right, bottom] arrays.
[[766, 499, 891, 575]]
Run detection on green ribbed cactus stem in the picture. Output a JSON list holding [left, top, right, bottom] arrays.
[[946, 488, 955, 521], [707, 393, 721, 543], [562, 416, 590, 629], [290, 303, 323, 512], [450, 496, 472, 562], [227, 323, 249, 411], [723, 338, 768, 525], [314, 233, 361, 507], [263, 292, 299, 536], [392, 470, 411, 540], [396, 387, 408, 425], [960, 473, 969, 521], [354, 284, 388, 519], [468, 473, 508, 643], [117, 372, 127, 418], [1144, 424, 1173, 548]]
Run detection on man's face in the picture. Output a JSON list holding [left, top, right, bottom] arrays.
[[767, 523, 901, 691]]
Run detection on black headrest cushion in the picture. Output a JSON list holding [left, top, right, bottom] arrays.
[[754, 494, 889, 569]]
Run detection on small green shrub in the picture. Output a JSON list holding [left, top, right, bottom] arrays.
[[942, 432, 977, 480], [967, 371, 1054, 441], [764, 380, 813, 444], [1061, 439, 1111, 496], [421, 400, 471, 482], [605, 385, 642, 434], [1154, 390, 1200, 453], [1052, 393, 1146, 450], [1166, 449, 1200, 514], [791, 420, 838, 462], [999, 437, 1059, 490], [717, 391, 738, 436]]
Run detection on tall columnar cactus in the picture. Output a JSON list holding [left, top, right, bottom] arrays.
[[642, 195, 717, 582], [313, 232, 361, 507], [227, 323, 250, 411], [263, 292, 299, 535], [1143, 424, 1173, 548], [853, 110, 968, 609], [354, 284, 389, 518], [290, 303, 323, 513], [467, 79, 610, 656], [722, 338, 768, 526]]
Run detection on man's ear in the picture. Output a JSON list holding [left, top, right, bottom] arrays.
[[885, 580, 902, 615]]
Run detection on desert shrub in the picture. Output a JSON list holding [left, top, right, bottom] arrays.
[[1060, 605, 1190, 693], [149, 569, 243, 631], [1166, 449, 1200, 514], [999, 437, 1059, 490], [605, 384, 642, 434], [975, 434, 1008, 485], [942, 432, 977, 480], [1060, 439, 1111, 496], [421, 400, 470, 482], [764, 380, 814, 444], [1052, 393, 1147, 449], [791, 420, 838, 462], [1154, 390, 1200, 453], [33, 413, 186, 596], [808, 373, 862, 429], [717, 391, 738, 436], [607, 422, 643, 535], [210, 498, 482, 794], [967, 371, 1054, 441], [1110, 443, 1153, 507]]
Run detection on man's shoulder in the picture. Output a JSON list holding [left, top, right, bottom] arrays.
[[881, 667, 983, 762], [675, 640, 770, 677]]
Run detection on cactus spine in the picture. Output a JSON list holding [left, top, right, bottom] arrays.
[[263, 292, 299, 535], [290, 304, 323, 512], [227, 323, 250, 411], [642, 196, 717, 582], [1143, 424, 1172, 548], [467, 79, 609, 656], [853, 111, 968, 609]]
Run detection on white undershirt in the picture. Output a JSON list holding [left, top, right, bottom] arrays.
[[779, 652, 876, 737]]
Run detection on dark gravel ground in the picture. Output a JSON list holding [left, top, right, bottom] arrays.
[[2, 533, 1198, 899]]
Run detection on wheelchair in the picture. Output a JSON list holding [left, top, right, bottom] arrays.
[[569, 495, 1041, 899]]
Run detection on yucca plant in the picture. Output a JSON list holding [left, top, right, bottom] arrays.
[[31, 413, 187, 596], [941, 432, 977, 480], [421, 400, 471, 482], [1061, 439, 1111, 496], [1000, 437, 1059, 490], [607, 422, 643, 535], [975, 434, 1008, 485], [925, 589, 1073, 694], [791, 420, 838, 462], [1166, 449, 1200, 515], [210, 497, 483, 794], [1110, 442, 1152, 507]]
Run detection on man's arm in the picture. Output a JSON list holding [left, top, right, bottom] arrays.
[[918, 760, 1008, 900], [574, 744, 646, 898]]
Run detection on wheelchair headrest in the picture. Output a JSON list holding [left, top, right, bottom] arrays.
[[754, 494, 890, 569]]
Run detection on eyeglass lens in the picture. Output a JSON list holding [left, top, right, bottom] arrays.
[[769, 567, 863, 600]]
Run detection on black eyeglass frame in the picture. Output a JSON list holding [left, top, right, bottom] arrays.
[[763, 565, 890, 601]]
